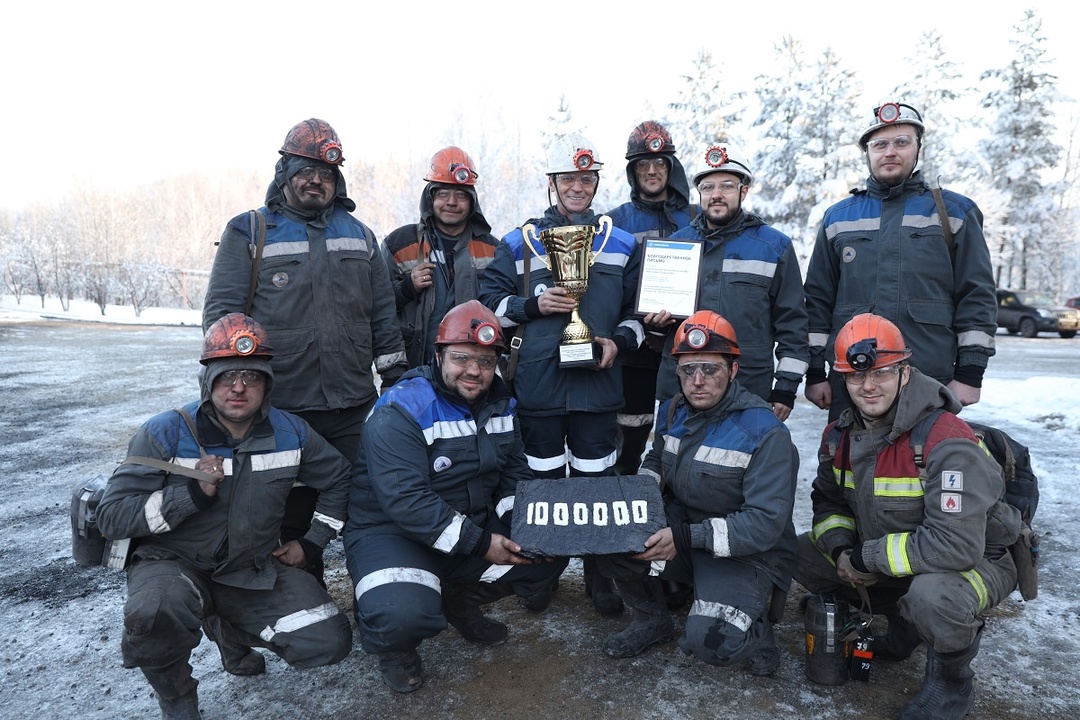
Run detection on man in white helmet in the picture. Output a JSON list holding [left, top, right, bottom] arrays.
[[478, 132, 644, 616], [644, 142, 809, 423], [803, 102, 997, 421]]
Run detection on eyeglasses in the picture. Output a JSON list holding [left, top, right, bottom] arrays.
[[216, 370, 265, 387], [675, 362, 729, 379], [294, 166, 337, 182], [697, 180, 741, 195], [555, 173, 599, 188], [434, 189, 471, 202], [843, 365, 902, 385], [635, 157, 668, 170], [866, 135, 916, 153], [446, 350, 498, 370]]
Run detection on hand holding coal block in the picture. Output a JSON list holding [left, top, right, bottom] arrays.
[[511, 475, 667, 558]]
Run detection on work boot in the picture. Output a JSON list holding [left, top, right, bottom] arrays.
[[442, 582, 511, 645], [899, 630, 982, 720], [874, 612, 923, 662], [378, 650, 424, 693], [519, 579, 558, 612], [603, 576, 674, 658], [745, 622, 782, 677], [142, 658, 200, 720], [156, 689, 201, 720], [584, 557, 624, 616], [202, 615, 265, 676], [662, 579, 693, 609]]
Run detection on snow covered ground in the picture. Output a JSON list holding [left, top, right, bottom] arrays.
[[1, 294, 1078, 719]]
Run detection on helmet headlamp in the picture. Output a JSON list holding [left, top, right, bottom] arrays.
[[573, 148, 596, 171], [321, 142, 343, 165], [450, 163, 474, 184], [846, 338, 878, 372], [705, 146, 729, 168], [233, 333, 258, 356], [645, 133, 665, 153], [686, 326, 709, 350], [473, 320, 498, 346]]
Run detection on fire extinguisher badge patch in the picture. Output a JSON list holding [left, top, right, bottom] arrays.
[[941, 492, 963, 513]]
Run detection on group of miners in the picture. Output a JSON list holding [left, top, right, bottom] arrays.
[[97, 104, 1015, 720]]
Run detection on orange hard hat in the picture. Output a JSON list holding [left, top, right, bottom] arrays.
[[201, 313, 273, 365], [435, 300, 506, 351], [424, 146, 478, 186], [833, 313, 912, 372], [280, 118, 344, 165], [672, 311, 740, 357]]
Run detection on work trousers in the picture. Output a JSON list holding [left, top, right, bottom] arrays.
[[346, 517, 564, 654], [793, 532, 1017, 653], [120, 557, 351, 671]]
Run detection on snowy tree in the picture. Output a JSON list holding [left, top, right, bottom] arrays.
[[979, 9, 1064, 292], [889, 31, 984, 189], [751, 40, 862, 260], [667, 50, 746, 157]]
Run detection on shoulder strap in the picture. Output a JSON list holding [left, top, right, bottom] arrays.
[[931, 188, 955, 261], [504, 246, 530, 383], [245, 210, 267, 315], [121, 409, 219, 485], [909, 408, 947, 468]]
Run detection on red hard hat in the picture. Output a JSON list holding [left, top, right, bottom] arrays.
[[672, 311, 740, 357], [280, 118, 344, 165], [201, 313, 273, 365], [833, 313, 912, 372], [435, 300, 506, 351], [424, 146, 479, 186]]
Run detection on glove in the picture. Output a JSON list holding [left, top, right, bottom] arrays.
[[836, 549, 879, 586]]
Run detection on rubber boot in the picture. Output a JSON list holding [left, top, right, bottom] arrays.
[[142, 657, 201, 720], [898, 631, 982, 720], [202, 615, 265, 676], [584, 557, 624, 616], [874, 612, 923, 662], [442, 582, 511, 645], [603, 576, 674, 658], [745, 622, 782, 677], [378, 650, 424, 693]]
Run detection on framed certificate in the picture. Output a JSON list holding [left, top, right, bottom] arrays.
[[635, 237, 702, 319]]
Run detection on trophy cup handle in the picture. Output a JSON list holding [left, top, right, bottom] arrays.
[[591, 215, 614, 262], [521, 223, 551, 271]]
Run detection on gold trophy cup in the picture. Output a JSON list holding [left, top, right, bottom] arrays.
[[521, 216, 613, 367]]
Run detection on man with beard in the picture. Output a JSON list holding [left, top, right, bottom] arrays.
[[606, 121, 695, 477], [478, 132, 643, 616], [98, 314, 353, 719], [203, 119, 407, 584], [802, 102, 997, 421], [646, 143, 808, 421], [383, 147, 500, 367], [794, 313, 1020, 720], [344, 301, 563, 693]]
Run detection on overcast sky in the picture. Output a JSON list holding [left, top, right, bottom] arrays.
[[3, 1, 1075, 212]]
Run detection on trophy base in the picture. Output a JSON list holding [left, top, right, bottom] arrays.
[[559, 341, 601, 368]]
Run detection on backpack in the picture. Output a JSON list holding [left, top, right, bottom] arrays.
[[909, 410, 1039, 524], [909, 410, 1040, 599]]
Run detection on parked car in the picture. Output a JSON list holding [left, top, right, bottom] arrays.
[[997, 289, 1079, 338]]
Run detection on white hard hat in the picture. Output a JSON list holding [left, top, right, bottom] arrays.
[[546, 132, 604, 175]]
